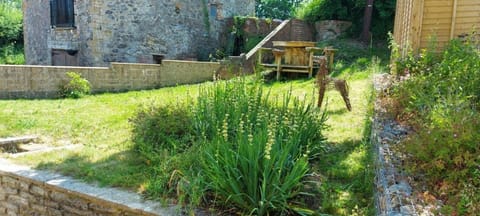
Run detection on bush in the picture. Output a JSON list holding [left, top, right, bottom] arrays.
[[392, 39, 480, 214], [60, 72, 91, 98], [131, 103, 193, 159]]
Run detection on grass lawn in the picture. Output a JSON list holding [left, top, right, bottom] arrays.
[[0, 39, 388, 215]]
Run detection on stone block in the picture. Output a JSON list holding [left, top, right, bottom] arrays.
[[49, 191, 69, 203], [8, 195, 29, 207], [7, 210, 17, 216], [45, 200, 59, 209], [19, 181, 30, 191], [30, 185, 45, 196], [20, 191, 39, 204], [0, 207, 5, 214], [70, 198, 89, 211], [89, 202, 119, 214], [4, 202, 18, 214], [46, 207, 63, 216], [2, 176, 17, 187], [63, 205, 91, 216], [2, 185, 18, 195], [31, 204, 47, 215], [0, 191, 5, 201]]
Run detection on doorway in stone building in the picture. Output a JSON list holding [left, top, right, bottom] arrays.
[[52, 49, 78, 66]]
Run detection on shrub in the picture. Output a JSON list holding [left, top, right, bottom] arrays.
[[60, 72, 91, 98], [131, 103, 194, 159], [392, 38, 480, 213]]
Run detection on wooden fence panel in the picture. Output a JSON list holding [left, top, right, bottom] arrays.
[[394, 0, 479, 57]]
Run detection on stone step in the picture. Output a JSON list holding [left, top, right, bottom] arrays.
[[0, 136, 38, 146]]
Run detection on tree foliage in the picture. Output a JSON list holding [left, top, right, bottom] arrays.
[[296, 0, 396, 39], [256, 0, 304, 20], [0, 0, 23, 46]]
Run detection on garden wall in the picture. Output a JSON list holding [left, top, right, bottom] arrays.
[[0, 60, 219, 99], [0, 159, 178, 215]]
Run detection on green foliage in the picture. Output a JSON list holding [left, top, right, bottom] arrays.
[[60, 72, 91, 99], [0, 0, 23, 46], [0, 43, 24, 64], [131, 103, 194, 159], [227, 16, 266, 56], [392, 39, 480, 214], [196, 79, 327, 215], [245, 35, 264, 52], [296, 0, 396, 39], [131, 78, 328, 214], [256, 0, 304, 19]]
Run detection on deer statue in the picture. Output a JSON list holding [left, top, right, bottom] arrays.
[[316, 57, 352, 111]]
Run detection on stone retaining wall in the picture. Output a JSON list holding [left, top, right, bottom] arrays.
[[0, 159, 178, 216], [0, 60, 219, 99]]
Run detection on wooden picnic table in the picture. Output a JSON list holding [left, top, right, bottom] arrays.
[[258, 41, 336, 80], [272, 41, 316, 66]]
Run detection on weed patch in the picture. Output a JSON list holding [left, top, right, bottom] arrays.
[[391, 39, 480, 214]]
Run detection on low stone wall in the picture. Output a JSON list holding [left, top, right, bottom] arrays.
[[0, 159, 178, 216], [0, 60, 219, 99]]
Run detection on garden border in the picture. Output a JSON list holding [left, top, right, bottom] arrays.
[[0, 158, 180, 215]]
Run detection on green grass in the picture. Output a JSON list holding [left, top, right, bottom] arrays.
[[0, 39, 388, 214]]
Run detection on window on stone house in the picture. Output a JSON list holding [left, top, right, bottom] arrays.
[[50, 0, 75, 27]]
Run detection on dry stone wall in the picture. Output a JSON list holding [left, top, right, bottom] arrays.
[[0, 173, 153, 215], [0, 159, 178, 215]]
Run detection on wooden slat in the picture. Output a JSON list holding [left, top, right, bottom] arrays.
[[424, 0, 453, 7], [281, 69, 309, 73], [456, 5, 480, 11], [423, 18, 452, 25], [412, 0, 425, 52], [450, 0, 458, 39], [455, 11, 480, 18]]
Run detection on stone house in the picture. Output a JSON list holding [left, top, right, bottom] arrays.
[[23, 0, 255, 66]]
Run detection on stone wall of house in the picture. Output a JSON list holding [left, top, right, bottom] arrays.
[[23, 0, 255, 66], [23, 0, 50, 65], [0, 60, 219, 99]]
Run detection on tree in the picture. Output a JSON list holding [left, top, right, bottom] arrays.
[[0, 0, 23, 46], [256, 0, 304, 20], [360, 0, 374, 42]]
